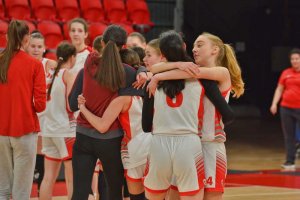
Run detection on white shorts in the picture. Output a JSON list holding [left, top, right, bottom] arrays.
[[121, 132, 152, 169], [125, 163, 146, 182], [42, 137, 75, 161], [144, 134, 205, 196], [202, 142, 227, 192]]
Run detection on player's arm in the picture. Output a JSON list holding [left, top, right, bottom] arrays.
[[79, 96, 131, 133], [142, 82, 154, 132]]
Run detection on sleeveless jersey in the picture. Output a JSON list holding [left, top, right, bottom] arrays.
[[41, 69, 76, 137], [38, 58, 54, 132], [200, 89, 231, 142], [152, 79, 204, 136], [119, 96, 151, 169], [68, 47, 92, 75], [119, 96, 144, 141]]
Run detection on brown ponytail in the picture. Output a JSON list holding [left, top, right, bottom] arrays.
[[0, 20, 29, 83], [47, 42, 76, 100], [94, 41, 125, 91]]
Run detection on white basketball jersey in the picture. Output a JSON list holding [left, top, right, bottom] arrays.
[[119, 96, 144, 140], [68, 48, 91, 75], [152, 79, 204, 136], [38, 58, 54, 134], [120, 96, 151, 169], [41, 69, 76, 137], [200, 89, 231, 142]]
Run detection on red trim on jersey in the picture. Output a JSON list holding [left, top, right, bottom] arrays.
[[198, 80, 205, 137], [125, 172, 143, 182], [170, 185, 178, 191], [44, 138, 75, 161], [119, 97, 133, 140], [144, 186, 169, 194], [221, 87, 231, 96], [77, 46, 92, 53], [62, 71, 76, 123], [45, 156, 63, 162], [179, 188, 201, 196]]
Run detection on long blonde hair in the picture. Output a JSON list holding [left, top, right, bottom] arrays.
[[202, 32, 244, 98]]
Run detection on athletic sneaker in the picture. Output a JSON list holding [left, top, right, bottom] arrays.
[[281, 161, 295, 170]]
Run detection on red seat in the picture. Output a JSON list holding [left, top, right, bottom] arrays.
[[103, 0, 128, 23], [24, 20, 37, 33], [0, 20, 8, 48], [89, 22, 107, 45], [0, 0, 6, 19], [126, 0, 153, 32], [5, 0, 32, 20], [30, 0, 57, 21], [54, 0, 80, 22], [62, 22, 71, 41], [37, 21, 63, 49], [79, 0, 105, 22], [117, 23, 134, 35]]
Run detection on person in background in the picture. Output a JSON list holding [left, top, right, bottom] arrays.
[[147, 31, 244, 200], [93, 35, 103, 54], [0, 20, 46, 200], [71, 25, 147, 200], [130, 46, 146, 66], [68, 18, 92, 76], [39, 42, 77, 200], [127, 32, 147, 49], [142, 30, 207, 200], [143, 39, 165, 71], [27, 31, 57, 194], [270, 48, 300, 170], [120, 48, 141, 69]]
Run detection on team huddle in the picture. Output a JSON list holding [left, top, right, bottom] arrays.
[[0, 18, 244, 200]]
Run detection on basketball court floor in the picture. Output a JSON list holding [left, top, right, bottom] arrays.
[[30, 117, 300, 199]]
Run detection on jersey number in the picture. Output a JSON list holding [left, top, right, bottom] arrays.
[[166, 92, 183, 108], [206, 176, 213, 185]]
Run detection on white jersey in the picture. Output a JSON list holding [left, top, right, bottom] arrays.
[[200, 89, 231, 142], [152, 79, 204, 136], [38, 58, 55, 134], [68, 47, 91, 75], [41, 69, 76, 137], [120, 96, 151, 169]]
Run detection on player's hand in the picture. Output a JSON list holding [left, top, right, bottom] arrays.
[[177, 62, 200, 76], [270, 104, 277, 115], [147, 76, 159, 97], [77, 94, 86, 109], [133, 72, 148, 89]]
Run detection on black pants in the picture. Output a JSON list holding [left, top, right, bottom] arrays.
[[280, 107, 300, 163], [72, 133, 124, 200]]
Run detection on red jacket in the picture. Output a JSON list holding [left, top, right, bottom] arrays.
[[0, 50, 46, 137]]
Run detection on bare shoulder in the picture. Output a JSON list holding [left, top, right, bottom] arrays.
[[64, 69, 76, 82]]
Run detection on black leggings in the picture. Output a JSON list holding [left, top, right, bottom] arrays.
[[72, 133, 124, 200]]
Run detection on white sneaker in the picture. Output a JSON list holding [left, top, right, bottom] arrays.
[[281, 162, 295, 170]]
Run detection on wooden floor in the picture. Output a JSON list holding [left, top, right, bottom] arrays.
[[224, 186, 300, 200], [31, 117, 300, 199], [224, 117, 300, 200]]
